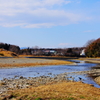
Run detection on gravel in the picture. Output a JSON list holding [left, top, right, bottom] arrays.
[[0, 58, 53, 64], [0, 74, 71, 94]]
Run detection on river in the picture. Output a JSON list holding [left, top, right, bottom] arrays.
[[0, 60, 100, 88]]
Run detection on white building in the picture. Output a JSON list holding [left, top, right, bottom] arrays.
[[80, 49, 85, 56]]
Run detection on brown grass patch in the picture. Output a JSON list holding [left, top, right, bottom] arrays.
[[0, 60, 73, 68], [0, 49, 18, 57], [78, 58, 100, 64], [3, 81, 100, 100], [19, 55, 34, 57]]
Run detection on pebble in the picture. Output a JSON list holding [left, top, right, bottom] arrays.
[[0, 68, 100, 94], [94, 76, 100, 85], [0, 74, 75, 94]]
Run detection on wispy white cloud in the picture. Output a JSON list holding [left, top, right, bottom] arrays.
[[22, 23, 55, 28], [0, 23, 25, 27], [0, 0, 71, 16], [0, 0, 92, 28]]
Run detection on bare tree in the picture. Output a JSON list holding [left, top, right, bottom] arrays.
[[84, 39, 95, 47]]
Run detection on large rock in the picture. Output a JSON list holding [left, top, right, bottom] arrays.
[[94, 76, 100, 85], [0, 81, 6, 86]]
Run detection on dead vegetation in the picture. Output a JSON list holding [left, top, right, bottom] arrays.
[[78, 57, 100, 64], [0, 59, 72, 68], [0, 49, 18, 57], [1, 81, 100, 100]]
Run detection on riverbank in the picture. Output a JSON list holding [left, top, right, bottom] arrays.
[[0, 68, 100, 93], [0, 58, 73, 68], [78, 58, 100, 64], [0, 82, 100, 100], [0, 74, 100, 100]]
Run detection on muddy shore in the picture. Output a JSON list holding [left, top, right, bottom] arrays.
[[79, 58, 100, 64]]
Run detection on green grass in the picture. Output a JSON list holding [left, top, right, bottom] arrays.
[[34, 97, 43, 100], [67, 97, 76, 100], [79, 95, 85, 99]]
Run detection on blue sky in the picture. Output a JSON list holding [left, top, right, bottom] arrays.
[[0, 0, 100, 48]]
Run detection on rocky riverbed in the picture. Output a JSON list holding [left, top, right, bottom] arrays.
[[0, 68, 100, 95], [0, 74, 72, 94], [0, 57, 100, 99]]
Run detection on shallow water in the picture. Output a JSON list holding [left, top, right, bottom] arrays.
[[0, 60, 100, 88]]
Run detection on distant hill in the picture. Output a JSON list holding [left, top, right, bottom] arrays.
[[20, 47, 28, 50]]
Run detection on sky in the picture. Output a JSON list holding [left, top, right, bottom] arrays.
[[0, 0, 100, 48]]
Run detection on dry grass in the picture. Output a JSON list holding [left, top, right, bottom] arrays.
[[0, 49, 18, 57], [78, 58, 100, 64], [0, 59, 73, 68], [19, 55, 34, 57], [3, 81, 100, 100]]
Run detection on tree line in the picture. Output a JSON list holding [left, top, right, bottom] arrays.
[[1, 37, 100, 57], [0, 42, 85, 57], [0, 43, 20, 54]]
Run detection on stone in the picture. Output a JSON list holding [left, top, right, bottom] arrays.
[[0, 81, 6, 86], [94, 76, 100, 85], [19, 76, 24, 79]]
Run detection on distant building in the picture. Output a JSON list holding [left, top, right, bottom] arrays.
[[43, 50, 56, 56]]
